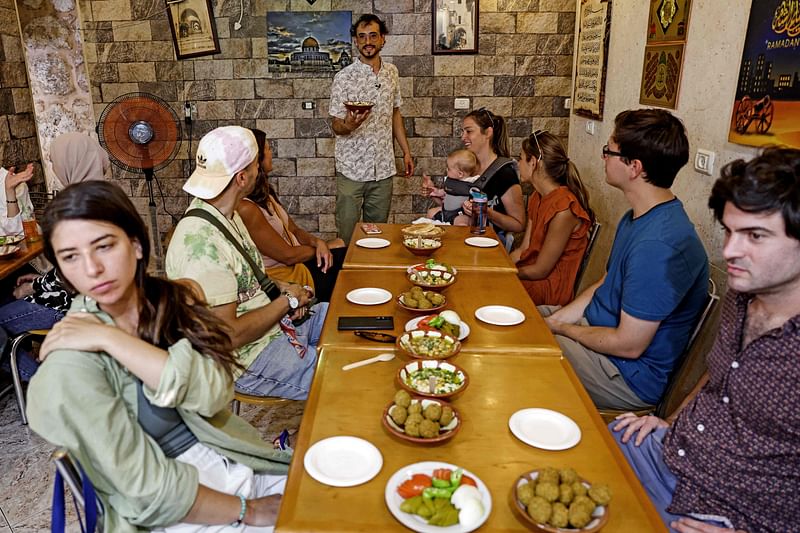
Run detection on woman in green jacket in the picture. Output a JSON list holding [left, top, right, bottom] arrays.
[[27, 181, 291, 532]]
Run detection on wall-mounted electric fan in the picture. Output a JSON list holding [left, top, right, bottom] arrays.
[[97, 92, 181, 271]]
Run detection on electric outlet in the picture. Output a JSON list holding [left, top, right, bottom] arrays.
[[302, 101, 315, 110], [694, 149, 715, 176], [585, 120, 595, 135], [564, 97, 572, 109], [454, 98, 470, 109]]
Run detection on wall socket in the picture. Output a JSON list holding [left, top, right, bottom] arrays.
[[694, 149, 715, 175], [454, 97, 470, 109], [302, 101, 315, 110]]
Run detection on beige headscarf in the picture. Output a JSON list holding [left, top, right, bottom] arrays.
[[50, 133, 111, 188]]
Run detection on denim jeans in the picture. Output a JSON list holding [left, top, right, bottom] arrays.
[[235, 303, 328, 400], [0, 299, 64, 381]]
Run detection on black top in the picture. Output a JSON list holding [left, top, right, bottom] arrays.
[[483, 163, 520, 216]]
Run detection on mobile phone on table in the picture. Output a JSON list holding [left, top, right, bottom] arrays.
[[337, 316, 394, 330], [361, 223, 382, 234]]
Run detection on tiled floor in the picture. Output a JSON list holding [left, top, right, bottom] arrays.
[[0, 389, 305, 532]]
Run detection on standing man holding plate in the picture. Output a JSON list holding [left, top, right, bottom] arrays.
[[329, 13, 414, 244]]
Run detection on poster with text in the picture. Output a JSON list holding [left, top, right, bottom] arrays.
[[573, 0, 612, 120], [728, 0, 800, 148]]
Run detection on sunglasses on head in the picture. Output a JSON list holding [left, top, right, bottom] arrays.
[[530, 129, 546, 157]]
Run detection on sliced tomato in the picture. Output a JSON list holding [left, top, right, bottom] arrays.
[[460, 474, 477, 487], [432, 468, 453, 481], [397, 474, 432, 499], [417, 316, 439, 332]]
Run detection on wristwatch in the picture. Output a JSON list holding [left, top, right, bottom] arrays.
[[283, 291, 299, 310]]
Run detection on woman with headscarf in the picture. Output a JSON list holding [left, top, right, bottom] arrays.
[[0, 132, 109, 381]]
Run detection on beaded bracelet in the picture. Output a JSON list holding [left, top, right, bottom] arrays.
[[231, 494, 247, 527], [6, 199, 17, 204]]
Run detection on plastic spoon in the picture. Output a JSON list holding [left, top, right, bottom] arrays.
[[342, 352, 395, 371]]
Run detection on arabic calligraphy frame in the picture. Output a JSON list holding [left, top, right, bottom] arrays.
[[573, 0, 612, 120], [646, 0, 692, 44]]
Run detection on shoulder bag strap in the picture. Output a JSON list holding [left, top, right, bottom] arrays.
[[183, 209, 281, 300], [471, 156, 514, 191]]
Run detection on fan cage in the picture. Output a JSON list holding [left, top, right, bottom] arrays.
[[97, 92, 182, 174]]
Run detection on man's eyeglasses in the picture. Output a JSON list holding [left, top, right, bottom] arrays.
[[602, 144, 626, 159]]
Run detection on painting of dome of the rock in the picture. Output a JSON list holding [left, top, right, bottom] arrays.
[[267, 11, 352, 73]]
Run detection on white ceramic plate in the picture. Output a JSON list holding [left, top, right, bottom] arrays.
[[474, 305, 525, 326], [464, 236, 499, 248], [346, 288, 392, 305], [385, 461, 492, 533], [0, 234, 24, 245], [303, 436, 383, 487], [356, 237, 391, 249], [508, 408, 582, 450], [405, 315, 470, 341]]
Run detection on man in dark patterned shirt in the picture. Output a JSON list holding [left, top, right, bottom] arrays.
[[610, 147, 800, 533]]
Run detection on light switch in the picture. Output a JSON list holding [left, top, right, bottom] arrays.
[[302, 101, 315, 110], [694, 149, 715, 176], [585, 121, 595, 135]]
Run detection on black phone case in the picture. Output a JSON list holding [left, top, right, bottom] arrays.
[[337, 316, 394, 330]]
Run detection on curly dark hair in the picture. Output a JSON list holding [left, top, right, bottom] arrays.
[[709, 146, 800, 241], [351, 14, 388, 37]]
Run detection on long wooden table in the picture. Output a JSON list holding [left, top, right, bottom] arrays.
[[0, 239, 43, 280], [275, 347, 666, 532], [319, 269, 561, 356], [343, 223, 518, 273]]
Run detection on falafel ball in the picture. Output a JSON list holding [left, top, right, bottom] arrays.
[[558, 483, 574, 505], [534, 481, 559, 503], [419, 418, 441, 439], [428, 292, 445, 305], [394, 389, 412, 408], [550, 502, 569, 528], [407, 401, 423, 415], [588, 484, 612, 506], [404, 414, 423, 437], [403, 295, 419, 308], [423, 402, 442, 421], [571, 480, 588, 497], [439, 405, 454, 426], [572, 495, 596, 514], [559, 467, 578, 485], [417, 298, 433, 309], [517, 482, 535, 506], [538, 467, 559, 485], [390, 405, 408, 426], [568, 502, 593, 528], [526, 496, 552, 524]]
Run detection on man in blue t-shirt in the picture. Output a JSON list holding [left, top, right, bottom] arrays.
[[541, 109, 709, 410]]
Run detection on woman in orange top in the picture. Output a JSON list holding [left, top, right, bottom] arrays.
[[510, 131, 593, 305]]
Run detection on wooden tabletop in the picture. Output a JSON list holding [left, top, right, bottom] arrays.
[[0, 239, 43, 280], [275, 347, 666, 532], [343, 223, 518, 273], [319, 269, 561, 356]]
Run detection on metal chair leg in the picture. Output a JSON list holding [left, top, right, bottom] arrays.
[[9, 332, 33, 425], [232, 398, 241, 415]]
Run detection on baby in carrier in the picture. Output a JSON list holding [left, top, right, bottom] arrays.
[[422, 149, 480, 225]]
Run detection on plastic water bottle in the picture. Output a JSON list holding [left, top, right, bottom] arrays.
[[470, 192, 488, 235]]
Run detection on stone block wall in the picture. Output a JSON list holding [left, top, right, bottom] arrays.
[[0, 0, 43, 191], [78, 0, 576, 239]]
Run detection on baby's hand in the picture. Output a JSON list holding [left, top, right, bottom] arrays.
[[421, 174, 435, 195]]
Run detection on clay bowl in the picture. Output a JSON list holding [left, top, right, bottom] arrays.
[[510, 469, 610, 533], [344, 101, 374, 113], [406, 268, 456, 291], [396, 290, 447, 313], [396, 329, 461, 360], [402, 237, 442, 257], [382, 396, 461, 444], [0, 244, 20, 257], [396, 359, 469, 400]]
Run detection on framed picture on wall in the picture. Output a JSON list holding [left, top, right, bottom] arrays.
[[646, 0, 691, 43], [432, 0, 479, 55], [573, 0, 613, 120], [639, 43, 685, 109], [166, 0, 221, 60]]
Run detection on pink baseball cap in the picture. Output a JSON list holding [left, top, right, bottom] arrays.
[[183, 126, 258, 199]]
